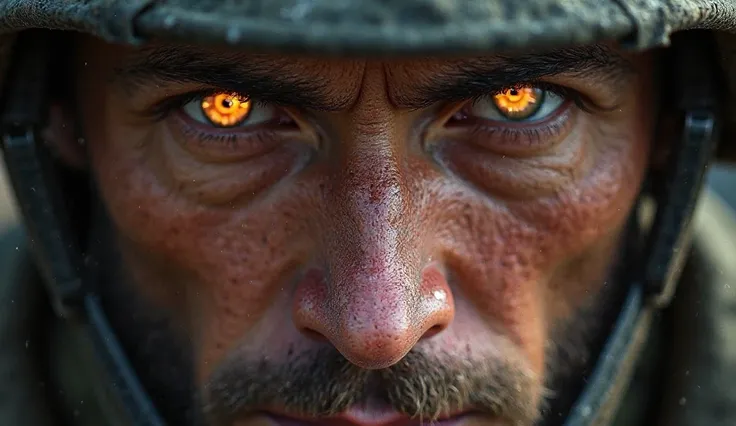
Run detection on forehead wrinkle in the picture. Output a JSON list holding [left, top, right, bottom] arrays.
[[114, 45, 363, 111], [383, 57, 495, 107]]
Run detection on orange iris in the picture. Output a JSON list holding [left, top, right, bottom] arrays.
[[493, 87, 544, 120], [201, 93, 252, 127]]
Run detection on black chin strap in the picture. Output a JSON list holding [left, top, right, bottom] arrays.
[[565, 32, 721, 426], [0, 31, 166, 426], [0, 30, 723, 426]]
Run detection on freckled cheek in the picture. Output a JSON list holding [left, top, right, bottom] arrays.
[[431, 127, 586, 200], [100, 169, 311, 279], [517, 117, 651, 319], [435, 200, 549, 377], [88, 115, 318, 257], [573, 123, 649, 242], [157, 126, 315, 206], [488, 264, 548, 374], [461, 270, 547, 375], [441, 116, 650, 372], [513, 116, 650, 259], [101, 174, 318, 373], [87, 122, 323, 361]]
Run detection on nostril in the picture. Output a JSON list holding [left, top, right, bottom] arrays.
[[422, 324, 446, 340], [300, 327, 329, 343]]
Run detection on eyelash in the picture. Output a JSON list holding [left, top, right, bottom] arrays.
[[445, 82, 592, 154], [149, 82, 593, 157], [150, 88, 294, 159], [150, 82, 598, 120], [468, 81, 600, 114], [148, 88, 274, 121]]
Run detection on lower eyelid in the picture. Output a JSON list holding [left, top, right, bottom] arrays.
[[167, 112, 290, 162], [441, 103, 576, 157]]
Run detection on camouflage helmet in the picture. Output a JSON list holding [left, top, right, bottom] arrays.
[[0, 1, 733, 426]]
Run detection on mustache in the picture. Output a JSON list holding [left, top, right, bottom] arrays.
[[202, 348, 539, 425]]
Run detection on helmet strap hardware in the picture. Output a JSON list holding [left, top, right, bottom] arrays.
[[0, 31, 169, 425], [0, 30, 84, 318], [642, 31, 722, 309]]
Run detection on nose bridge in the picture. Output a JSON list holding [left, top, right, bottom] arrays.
[[329, 129, 421, 320], [293, 117, 453, 369], [342, 141, 405, 247]]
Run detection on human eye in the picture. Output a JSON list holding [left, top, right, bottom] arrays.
[[181, 92, 277, 128], [467, 87, 565, 123], [443, 84, 586, 156], [152, 90, 311, 162]]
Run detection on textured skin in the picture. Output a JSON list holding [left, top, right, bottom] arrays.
[[3, 191, 736, 426], [0, 2, 734, 426]]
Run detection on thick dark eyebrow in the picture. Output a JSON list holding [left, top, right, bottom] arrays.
[[399, 44, 635, 109], [114, 44, 633, 111], [113, 47, 352, 111]]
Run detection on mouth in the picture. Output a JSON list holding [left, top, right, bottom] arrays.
[[265, 406, 480, 426]]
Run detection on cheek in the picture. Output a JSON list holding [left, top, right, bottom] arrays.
[[516, 106, 652, 321], [81, 98, 321, 360], [434, 100, 651, 372], [94, 157, 319, 366]]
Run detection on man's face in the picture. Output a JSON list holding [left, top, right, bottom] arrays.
[[69, 36, 654, 426]]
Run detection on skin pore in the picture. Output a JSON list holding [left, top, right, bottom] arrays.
[[61, 35, 655, 426]]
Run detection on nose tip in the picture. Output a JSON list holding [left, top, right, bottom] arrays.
[[293, 265, 454, 369], [325, 291, 452, 369]]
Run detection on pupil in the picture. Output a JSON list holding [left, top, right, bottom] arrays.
[[221, 98, 233, 108], [509, 89, 519, 96]]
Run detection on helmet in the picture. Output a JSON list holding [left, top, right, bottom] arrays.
[[0, 1, 733, 426]]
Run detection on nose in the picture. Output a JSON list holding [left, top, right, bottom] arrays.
[[294, 263, 454, 370], [293, 140, 454, 369]]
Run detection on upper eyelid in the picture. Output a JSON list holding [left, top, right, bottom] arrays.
[[466, 83, 593, 113], [149, 89, 256, 120], [148, 82, 603, 125]]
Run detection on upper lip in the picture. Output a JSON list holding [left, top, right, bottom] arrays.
[[267, 406, 471, 426]]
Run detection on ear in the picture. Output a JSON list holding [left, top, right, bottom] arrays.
[[42, 101, 86, 170]]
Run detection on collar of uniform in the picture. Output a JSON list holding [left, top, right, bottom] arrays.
[[0, 226, 58, 426], [0, 224, 135, 426], [653, 190, 736, 426], [606, 188, 736, 426]]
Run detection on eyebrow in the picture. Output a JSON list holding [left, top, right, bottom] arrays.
[[114, 48, 353, 111], [402, 45, 635, 109], [114, 44, 634, 111]]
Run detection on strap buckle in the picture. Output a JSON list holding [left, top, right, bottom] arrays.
[[643, 31, 722, 308], [645, 110, 717, 308]]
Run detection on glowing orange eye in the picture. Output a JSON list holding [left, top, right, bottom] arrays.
[[200, 93, 252, 127], [492, 87, 545, 120]]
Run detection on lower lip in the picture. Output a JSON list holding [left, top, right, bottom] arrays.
[[265, 413, 474, 426]]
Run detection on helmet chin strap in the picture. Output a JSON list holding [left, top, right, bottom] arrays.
[[0, 30, 723, 426], [0, 30, 167, 426], [565, 31, 721, 426]]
